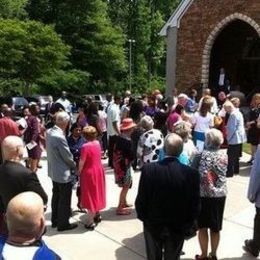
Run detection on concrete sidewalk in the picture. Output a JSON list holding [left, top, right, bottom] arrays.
[[36, 151, 257, 260]]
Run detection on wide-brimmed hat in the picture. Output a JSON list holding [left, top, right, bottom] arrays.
[[120, 118, 136, 131]]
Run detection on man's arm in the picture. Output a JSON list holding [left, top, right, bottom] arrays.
[[56, 136, 76, 169], [26, 173, 48, 205], [135, 166, 149, 221], [248, 146, 260, 203], [226, 113, 237, 143], [188, 169, 201, 223]]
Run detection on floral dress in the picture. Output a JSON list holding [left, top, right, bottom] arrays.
[[113, 135, 134, 187], [198, 149, 228, 198]]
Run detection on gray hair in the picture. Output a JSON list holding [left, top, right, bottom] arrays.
[[205, 129, 224, 149], [174, 121, 192, 142], [55, 111, 70, 125], [140, 115, 154, 130], [164, 133, 183, 157]]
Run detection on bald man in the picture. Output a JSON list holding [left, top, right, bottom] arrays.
[[0, 192, 62, 259], [135, 133, 200, 260], [0, 136, 47, 234]]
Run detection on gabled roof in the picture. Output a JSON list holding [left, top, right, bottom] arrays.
[[159, 0, 194, 36]]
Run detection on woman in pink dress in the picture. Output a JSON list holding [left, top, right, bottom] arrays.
[[79, 126, 106, 230]]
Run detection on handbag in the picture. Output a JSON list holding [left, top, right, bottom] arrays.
[[214, 115, 223, 128]]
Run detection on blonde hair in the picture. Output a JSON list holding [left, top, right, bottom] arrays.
[[250, 93, 260, 108], [82, 126, 97, 140]]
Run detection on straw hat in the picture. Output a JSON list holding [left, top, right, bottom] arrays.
[[120, 118, 136, 131]]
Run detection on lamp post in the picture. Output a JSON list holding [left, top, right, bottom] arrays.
[[128, 39, 135, 92]]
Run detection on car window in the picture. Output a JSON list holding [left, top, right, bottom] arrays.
[[13, 97, 29, 106], [94, 95, 101, 101]]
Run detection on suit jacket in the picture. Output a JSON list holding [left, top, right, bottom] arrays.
[[46, 125, 76, 183], [135, 157, 200, 234], [248, 145, 260, 208], [226, 109, 246, 145], [0, 161, 48, 213]]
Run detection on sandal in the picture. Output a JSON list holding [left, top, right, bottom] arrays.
[[195, 255, 208, 260], [123, 203, 133, 208], [208, 253, 217, 260], [116, 208, 131, 215]]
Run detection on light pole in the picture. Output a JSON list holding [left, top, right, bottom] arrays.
[[128, 39, 135, 92]]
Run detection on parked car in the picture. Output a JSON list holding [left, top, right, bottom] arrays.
[[25, 95, 49, 114], [82, 94, 107, 107], [0, 96, 29, 118]]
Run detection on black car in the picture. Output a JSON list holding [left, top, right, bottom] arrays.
[[0, 96, 29, 117], [25, 95, 49, 114]]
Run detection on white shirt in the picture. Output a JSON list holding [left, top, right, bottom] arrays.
[[198, 96, 218, 114], [2, 243, 70, 260], [107, 103, 120, 136], [218, 73, 225, 86], [192, 112, 214, 132], [56, 98, 72, 114]]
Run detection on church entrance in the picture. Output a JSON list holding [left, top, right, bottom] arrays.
[[209, 19, 260, 96]]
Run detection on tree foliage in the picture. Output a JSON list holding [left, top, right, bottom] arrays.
[[27, 0, 127, 88], [0, 19, 70, 95], [108, 0, 181, 93], [0, 0, 28, 19]]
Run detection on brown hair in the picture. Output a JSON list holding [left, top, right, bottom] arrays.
[[199, 97, 212, 117], [82, 126, 97, 141], [250, 93, 260, 108]]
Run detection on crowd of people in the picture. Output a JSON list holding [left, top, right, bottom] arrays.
[[0, 87, 259, 259]]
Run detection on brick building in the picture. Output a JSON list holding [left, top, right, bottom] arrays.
[[161, 0, 260, 96]]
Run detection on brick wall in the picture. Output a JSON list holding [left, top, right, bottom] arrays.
[[175, 0, 260, 92]]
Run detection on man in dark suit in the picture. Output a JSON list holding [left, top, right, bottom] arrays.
[[135, 133, 200, 260], [46, 111, 77, 231], [44, 95, 54, 122], [0, 136, 47, 234]]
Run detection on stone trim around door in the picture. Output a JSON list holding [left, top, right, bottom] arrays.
[[201, 13, 260, 88]]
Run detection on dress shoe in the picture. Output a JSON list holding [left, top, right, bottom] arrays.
[[94, 214, 102, 224], [84, 223, 96, 231], [243, 239, 259, 257], [57, 223, 78, 232]]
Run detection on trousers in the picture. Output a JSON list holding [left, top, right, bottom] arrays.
[[108, 135, 117, 168], [51, 181, 72, 228], [143, 224, 184, 260], [227, 144, 241, 177], [251, 207, 260, 251]]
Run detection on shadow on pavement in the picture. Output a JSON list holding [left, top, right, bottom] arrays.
[[115, 232, 146, 260], [97, 207, 138, 222]]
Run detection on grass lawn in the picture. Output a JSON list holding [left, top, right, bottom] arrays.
[[243, 143, 251, 155]]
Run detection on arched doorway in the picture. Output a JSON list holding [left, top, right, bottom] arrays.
[[209, 19, 260, 95]]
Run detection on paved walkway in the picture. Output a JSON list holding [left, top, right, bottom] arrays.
[[36, 151, 257, 259]]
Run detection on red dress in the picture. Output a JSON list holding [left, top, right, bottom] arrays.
[[80, 141, 106, 212]]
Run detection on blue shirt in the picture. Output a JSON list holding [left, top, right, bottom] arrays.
[[67, 135, 86, 165]]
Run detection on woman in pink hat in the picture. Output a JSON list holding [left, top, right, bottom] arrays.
[[113, 118, 136, 215]]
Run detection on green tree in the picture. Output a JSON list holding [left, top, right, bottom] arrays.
[[0, 0, 28, 19], [27, 0, 127, 91], [0, 19, 70, 95]]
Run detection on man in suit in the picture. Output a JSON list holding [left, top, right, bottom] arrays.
[[44, 95, 54, 122], [0, 136, 47, 234], [46, 111, 77, 231], [135, 133, 200, 260], [224, 101, 246, 177], [244, 145, 260, 257]]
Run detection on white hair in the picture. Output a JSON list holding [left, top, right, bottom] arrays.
[[164, 133, 183, 157], [55, 111, 70, 125], [140, 115, 154, 130], [205, 129, 224, 149]]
